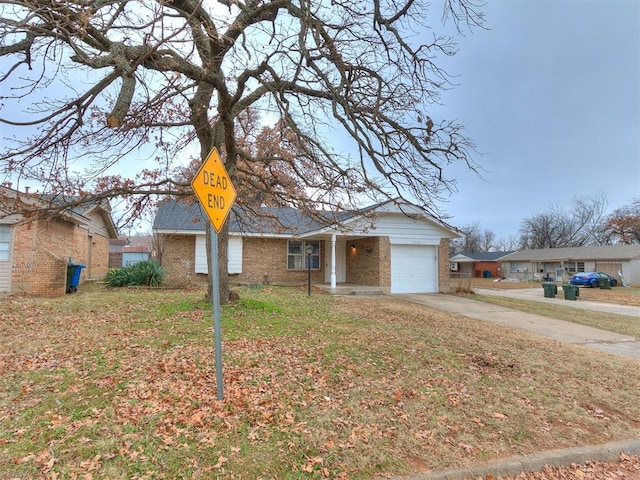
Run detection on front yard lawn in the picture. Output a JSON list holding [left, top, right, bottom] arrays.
[[1, 285, 639, 479]]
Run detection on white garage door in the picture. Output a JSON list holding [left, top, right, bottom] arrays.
[[390, 244, 437, 294]]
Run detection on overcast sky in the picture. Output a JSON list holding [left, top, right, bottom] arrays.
[[430, 0, 640, 239], [1, 1, 637, 239]]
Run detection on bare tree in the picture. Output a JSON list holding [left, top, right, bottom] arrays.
[[600, 197, 640, 245], [451, 222, 479, 253], [479, 228, 495, 252], [450, 221, 497, 253], [493, 234, 519, 252], [519, 194, 608, 248], [0, 0, 484, 300]]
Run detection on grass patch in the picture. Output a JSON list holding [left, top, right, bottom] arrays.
[[1, 285, 639, 479]]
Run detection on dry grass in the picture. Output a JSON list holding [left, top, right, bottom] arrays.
[[1, 285, 640, 479]]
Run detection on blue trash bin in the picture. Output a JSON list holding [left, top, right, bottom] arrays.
[[66, 263, 85, 293]]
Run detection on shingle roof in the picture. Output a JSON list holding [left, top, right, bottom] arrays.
[[153, 200, 352, 235], [153, 200, 207, 232], [153, 197, 462, 239], [501, 245, 640, 262], [0, 186, 118, 238], [451, 251, 515, 262]]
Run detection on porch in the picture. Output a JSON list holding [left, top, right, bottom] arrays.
[[314, 283, 384, 296]]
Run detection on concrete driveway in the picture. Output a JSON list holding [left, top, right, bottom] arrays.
[[400, 289, 640, 360], [474, 287, 640, 317]]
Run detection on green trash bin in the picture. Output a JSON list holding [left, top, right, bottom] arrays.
[[599, 277, 611, 289], [562, 284, 579, 300], [542, 283, 557, 298]]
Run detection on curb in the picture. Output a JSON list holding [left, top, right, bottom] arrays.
[[387, 439, 640, 480]]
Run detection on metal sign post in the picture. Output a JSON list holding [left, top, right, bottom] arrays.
[[191, 147, 237, 401], [210, 227, 224, 400]]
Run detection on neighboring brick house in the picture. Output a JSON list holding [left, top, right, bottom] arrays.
[[449, 251, 515, 279], [153, 198, 459, 294], [0, 186, 118, 295]]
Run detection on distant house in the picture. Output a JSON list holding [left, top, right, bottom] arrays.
[[449, 251, 515, 278], [153, 198, 460, 294], [0, 186, 118, 295], [500, 245, 640, 285], [109, 237, 152, 268], [123, 244, 151, 266]]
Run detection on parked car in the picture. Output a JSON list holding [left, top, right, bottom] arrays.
[[569, 272, 618, 287]]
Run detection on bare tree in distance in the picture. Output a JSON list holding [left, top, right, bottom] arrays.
[[479, 227, 496, 252], [493, 234, 519, 252], [450, 221, 500, 254], [519, 194, 608, 249], [600, 197, 640, 245], [0, 0, 485, 300]]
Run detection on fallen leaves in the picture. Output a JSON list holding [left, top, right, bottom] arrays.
[[14, 448, 57, 475], [213, 455, 228, 469], [497, 453, 640, 480], [3, 286, 640, 479], [457, 442, 474, 454]]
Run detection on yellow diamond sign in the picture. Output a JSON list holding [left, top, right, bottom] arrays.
[[191, 148, 237, 233]]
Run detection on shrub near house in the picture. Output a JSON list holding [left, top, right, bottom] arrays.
[[107, 261, 166, 287]]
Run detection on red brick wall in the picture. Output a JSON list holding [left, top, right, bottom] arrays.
[[473, 261, 500, 278], [160, 235, 326, 287], [345, 237, 390, 289], [90, 235, 110, 280], [12, 219, 73, 295], [235, 238, 324, 285], [438, 238, 451, 293], [160, 235, 207, 287], [11, 217, 112, 296]]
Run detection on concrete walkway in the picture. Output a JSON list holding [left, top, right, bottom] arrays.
[[387, 439, 640, 480], [401, 289, 640, 360]]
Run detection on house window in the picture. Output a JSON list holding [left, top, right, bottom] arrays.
[[0, 226, 10, 261], [510, 262, 528, 273], [287, 240, 320, 270], [566, 262, 585, 273]]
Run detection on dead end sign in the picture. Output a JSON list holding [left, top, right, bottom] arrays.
[[191, 148, 237, 232]]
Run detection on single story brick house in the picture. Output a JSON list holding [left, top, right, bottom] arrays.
[[0, 186, 118, 295], [153, 199, 460, 294], [500, 245, 640, 285], [449, 251, 515, 279]]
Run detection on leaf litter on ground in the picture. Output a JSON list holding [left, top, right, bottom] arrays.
[[1, 284, 639, 479]]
